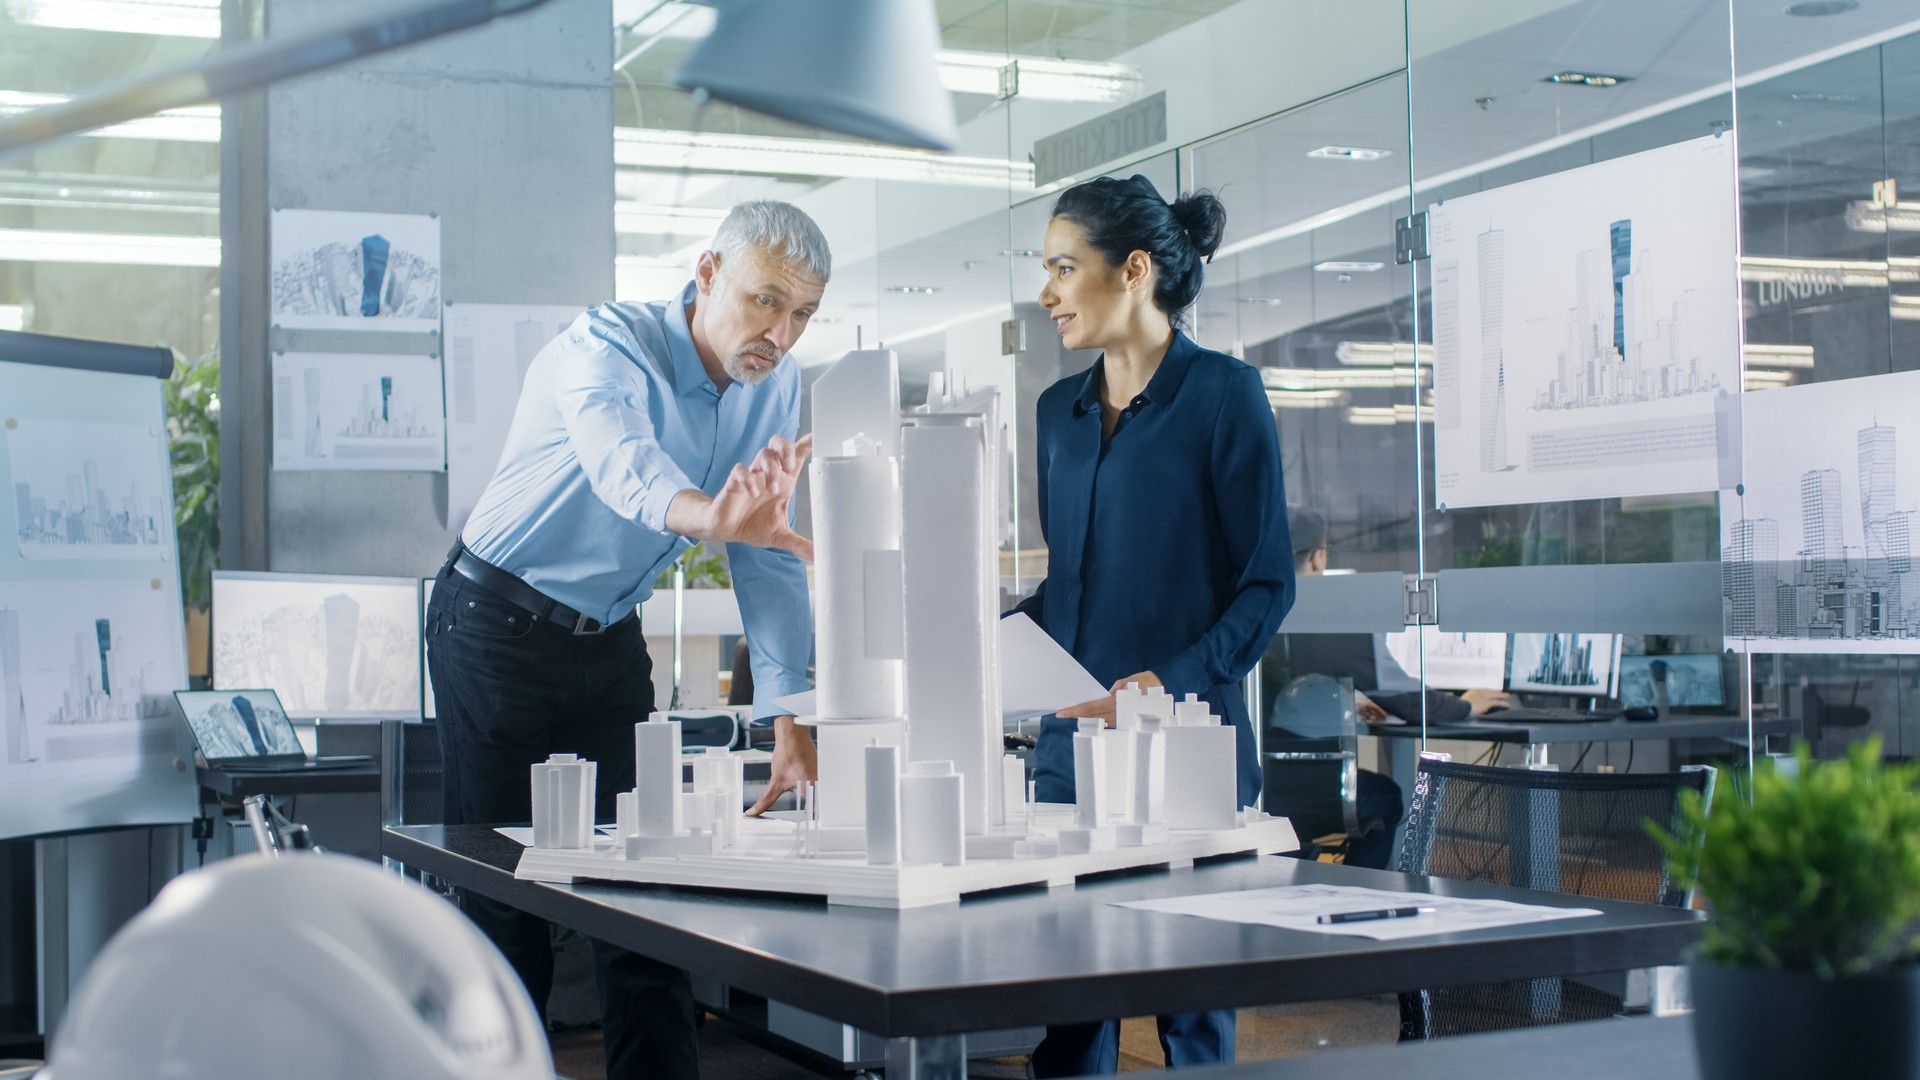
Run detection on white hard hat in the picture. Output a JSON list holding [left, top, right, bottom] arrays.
[[40, 854, 551, 1080]]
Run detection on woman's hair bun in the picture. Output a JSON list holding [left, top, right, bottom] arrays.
[[1170, 190, 1226, 260]]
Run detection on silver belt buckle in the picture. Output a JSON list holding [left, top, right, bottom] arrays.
[[571, 611, 608, 636]]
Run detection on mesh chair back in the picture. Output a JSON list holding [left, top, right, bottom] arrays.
[[1395, 759, 1714, 908]]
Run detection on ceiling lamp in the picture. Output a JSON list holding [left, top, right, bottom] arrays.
[[614, 127, 1030, 188], [4, 0, 218, 38], [0, 228, 218, 266], [0, 90, 217, 142], [1305, 145, 1392, 161], [673, 0, 958, 152], [1544, 71, 1631, 88], [935, 50, 1143, 104]]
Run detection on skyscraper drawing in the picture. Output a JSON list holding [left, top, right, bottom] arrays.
[[1477, 228, 1509, 472], [1860, 424, 1896, 561], [1611, 220, 1631, 363], [1725, 518, 1782, 637], [2, 609, 27, 764], [321, 592, 361, 713], [1801, 469, 1845, 586]]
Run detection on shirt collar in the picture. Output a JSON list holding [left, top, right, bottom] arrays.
[[1070, 329, 1201, 418], [664, 278, 720, 398]]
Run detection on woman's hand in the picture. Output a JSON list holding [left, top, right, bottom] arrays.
[[1056, 671, 1163, 728]]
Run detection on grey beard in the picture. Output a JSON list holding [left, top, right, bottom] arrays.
[[724, 351, 777, 385]]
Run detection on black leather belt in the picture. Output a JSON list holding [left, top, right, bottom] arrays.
[[447, 543, 634, 636]]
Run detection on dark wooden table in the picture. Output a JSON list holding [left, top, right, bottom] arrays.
[[1181, 1015, 1698, 1078], [1371, 714, 1798, 748], [383, 824, 1703, 1079], [198, 761, 381, 798]]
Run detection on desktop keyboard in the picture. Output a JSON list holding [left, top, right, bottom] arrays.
[[1480, 706, 1624, 723]]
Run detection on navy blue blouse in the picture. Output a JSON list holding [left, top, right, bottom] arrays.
[[1012, 331, 1295, 808]]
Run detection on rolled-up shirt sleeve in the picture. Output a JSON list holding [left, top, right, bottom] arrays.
[[548, 328, 696, 533], [1154, 365, 1296, 698]]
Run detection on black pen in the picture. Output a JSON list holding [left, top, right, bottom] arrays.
[[1317, 905, 1436, 925]]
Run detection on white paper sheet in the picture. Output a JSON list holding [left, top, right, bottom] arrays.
[[998, 612, 1108, 719], [1114, 883, 1603, 940], [442, 303, 585, 530], [1429, 135, 1741, 509], [7, 418, 174, 562], [271, 209, 442, 332], [271, 352, 447, 472]]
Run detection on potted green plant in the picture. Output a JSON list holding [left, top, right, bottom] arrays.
[[1650, 737, 1920, 1079], [164, 348, 219, 684]]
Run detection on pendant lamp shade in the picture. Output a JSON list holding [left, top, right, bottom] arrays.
[[672, 0, 959, 152]]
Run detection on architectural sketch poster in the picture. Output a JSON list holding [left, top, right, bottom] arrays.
[[270, 208, 441, 332], [7, 417, 172, 561], [443, 302, 583, 530], [272, 351, 447, 471], [0, 580, 185, 777], [1429, 135, 1741, 509], [212, 571, 422, 717], [1721, 370, 1920, 653]]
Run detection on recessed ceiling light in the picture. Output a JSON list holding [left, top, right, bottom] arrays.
[[1238, 297, 1282, 306], [1789, 90, 1860, 103], [1786, 0, 1857, 14], [1544, 71, 1631, 88], [999, 249, 1041, 258], [885, 285, 941, 295], [1314, 261, 1384, 273], [1305, 145, 1392, 161]]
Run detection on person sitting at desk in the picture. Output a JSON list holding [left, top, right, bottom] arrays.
[[1261, 509, 1509, 869]]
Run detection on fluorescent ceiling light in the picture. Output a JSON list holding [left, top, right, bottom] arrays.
[[614, 203, 726, 236], [1335, 341, 1432, 366], [1743, 369, 1796, 390], [1265, 388, 1347, 408], [1891, 295, 1920, 320], [5, 0, 217, 37], [1845, 199, 1920, 232], [614, 126, 1031, 188], [1544, 71, 1630, 88], [1742, 343, 1816, 368], [1306, 145, 1392, 161], [1347, 404, 1427, 425], [1261, 366, 1420, 391], [935, 50, 1143, 103], [1738, 254, 1920, 286], [0, 90, 218, 141], [1314, 260, 1384, 273], [0, 228, 218, 266]]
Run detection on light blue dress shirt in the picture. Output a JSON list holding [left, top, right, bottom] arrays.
[[462, 279, 812, 721]]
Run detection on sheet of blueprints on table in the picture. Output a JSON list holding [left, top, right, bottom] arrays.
[[1114, 884, 1603, 940]]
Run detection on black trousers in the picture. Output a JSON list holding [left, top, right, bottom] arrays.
[[427, 561, 697, 1080]]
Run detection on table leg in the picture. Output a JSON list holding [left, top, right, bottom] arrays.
[[885, 1034, 967, 1080], [1525, 742, 1548, 768]]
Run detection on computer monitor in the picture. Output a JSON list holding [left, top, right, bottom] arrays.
[[212, 571, 422, 719], [1506, 633, 1622, 698], [1378, 629, 1507, 692], [1618, 654, 1726, 710]]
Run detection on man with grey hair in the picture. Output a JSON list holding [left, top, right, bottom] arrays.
[[427, 199, 829, 1080]]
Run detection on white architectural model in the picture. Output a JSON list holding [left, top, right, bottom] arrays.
[[516, 350, 1296, 907], [530, 754, 595, 850]]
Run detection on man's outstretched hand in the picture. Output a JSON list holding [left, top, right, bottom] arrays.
[[746, 715, 817, 817], [667, 433, 814, 561]]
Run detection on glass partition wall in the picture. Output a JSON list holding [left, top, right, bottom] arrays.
[[622, 0, 1920, 780]]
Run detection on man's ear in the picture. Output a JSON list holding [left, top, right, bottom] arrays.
[[694, 250, 721, 295]]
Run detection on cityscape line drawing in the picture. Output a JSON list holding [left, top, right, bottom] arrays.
[[1430, 135, 1741, 509], [1722, 370, 1920, 653], [272, 352, 446, 471], [1379, 628, 1506, 691], [211, 573, 422, 717], [443, 302, 585, 531], [7, 419, 170, 560], [1, 581, 182, 768], [270, 208, 442, 332]]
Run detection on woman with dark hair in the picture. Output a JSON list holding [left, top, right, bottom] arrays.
[[1010, 174, 1296, 1075]]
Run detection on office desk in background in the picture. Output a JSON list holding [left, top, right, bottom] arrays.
[[1188, 1014, 1697, 1079], [383, 825, 1703, 1079]]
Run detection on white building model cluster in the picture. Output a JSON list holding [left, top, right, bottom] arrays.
[[515, 350, 1296, 907]]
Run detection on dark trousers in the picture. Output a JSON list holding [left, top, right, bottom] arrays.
[[427, 562, 697, 1080], [1031, 736, 1238, 1074]]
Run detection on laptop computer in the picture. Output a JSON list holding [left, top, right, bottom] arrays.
[[174, 688, 373, 772]]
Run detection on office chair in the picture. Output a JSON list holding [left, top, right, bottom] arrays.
[[1261, 675, 1377, 863], [1395, 757, 1715, 1040]]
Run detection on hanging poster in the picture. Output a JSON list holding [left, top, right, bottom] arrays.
[[271, 208, 441, 332], [271, 351, 447, 471]]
